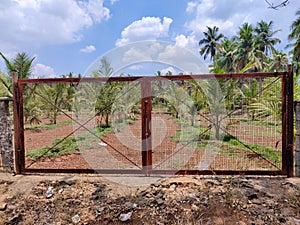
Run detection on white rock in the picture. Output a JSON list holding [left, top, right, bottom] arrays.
[[119, 212, 132, 222]]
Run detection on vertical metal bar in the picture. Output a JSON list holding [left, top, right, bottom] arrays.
[[18, 83, 25, 172], [141, 78, 152, 173], [281, 73, 287, 174], [294, 101, 300, 177], [12, 71, 21, 174], [286, 65, 294, 177]]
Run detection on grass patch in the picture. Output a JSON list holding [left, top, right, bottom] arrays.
[[26, 125, 113, 160], [25, 119, 73, 131], [171, 123, 213, 150], [26, 137, 79, 159], [172, 129, 281, 165], [221, 134, 281, 164], [239, 118, 281, 132]]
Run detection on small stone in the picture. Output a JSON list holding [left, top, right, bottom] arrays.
[[251, 199, 261, 205], [247, 193, 258, 200], [8, 214, 22, 224], [45, 186, 54, 199], [156, 198, 164, 205], [0, 202, 7, 211], [169, 184, 177, 191], [214, 217, 224, 225], [119, 212, 132, 222], [99, 141, 107, 146], [98, 207, 105, 212], [72, 214, 80, 224], [124, 202, 132, 209], [191, 204, 199, 211], [238, 221, 247, 225]]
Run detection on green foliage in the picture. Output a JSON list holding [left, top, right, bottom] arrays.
[[210, 20, 284, 73], [26, 136, 80, 159], [287, 9, 300, 66], [0, 52, 45, 125], [199, 26, 224, 62], [25, 120, 72, 131], [222, 135, 281, 164], [0, 52, 35, 79], [26, 125, 112, 160], [248, 78, 282, 123], [38, 83, 68, 124], [172, 122, 280, 165], [95, 82, 123, 127], [0, 72, 12, 97]]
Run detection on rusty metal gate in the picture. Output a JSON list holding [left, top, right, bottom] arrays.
[[12, 67, 294, 176]]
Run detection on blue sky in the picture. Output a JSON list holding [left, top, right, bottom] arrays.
[[0, 0, 299, 77]]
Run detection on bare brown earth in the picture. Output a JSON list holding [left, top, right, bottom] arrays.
[[0, 174, 299, 225], [23, 113, 280, 171], [23, 114, 184, 170]]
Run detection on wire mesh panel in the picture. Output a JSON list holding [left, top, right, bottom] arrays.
[[22, 82, 82, 170], [74, 80, 142, 171], [149, 75, 284, 174], [22, 80, 143, 172], [195, 77, 282, 171], [151, 79, 199, 170]]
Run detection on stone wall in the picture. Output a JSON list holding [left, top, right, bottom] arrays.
[[295, 101, 300, 177], [0, 98, 13, 172]]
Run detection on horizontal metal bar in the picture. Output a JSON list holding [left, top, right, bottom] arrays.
[[22, 168, 145, 174], [22, 168, 284, 176], [153, 170, 284, 176], [0, 97, 13, 101], [18, 72, 286, 84]]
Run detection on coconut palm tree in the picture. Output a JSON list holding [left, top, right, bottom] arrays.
[[0, 52, 35, 79], [199, 26, 224, 62], [270, 50, 288, 71], [216, 38, 238, 73], [235, 23, 266, 72], [0, 72, 12, 97], [287, 9, 300, 75], [255, 20, 281, 57], [0, 52, 40, 124], [0, 52, 35, 96]]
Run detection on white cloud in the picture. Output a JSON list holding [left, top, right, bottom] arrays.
[[128, 64, 143, 71], [175, 34, 189, 48], [83, 0, 110, 22], [32, 63, 56, 78], [186, 1, 198, 13], [185, 0, 297, 42], [160, 66, 176, 75], [115, 17, 173, 47], [0, 0, 110, 51], [123, 47, 152, 63], [110, 0, 118, 4], [80, 45, 96, 53], [174, 34, 199, 55], [184, 0, 237, 37], [179, 0, 298, 53], [157, 44, 208, 74]]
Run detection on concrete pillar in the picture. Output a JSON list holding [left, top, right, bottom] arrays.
[[0, 97, 13, 172]]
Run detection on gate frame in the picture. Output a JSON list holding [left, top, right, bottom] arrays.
[[12, 69, 294, 177]]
